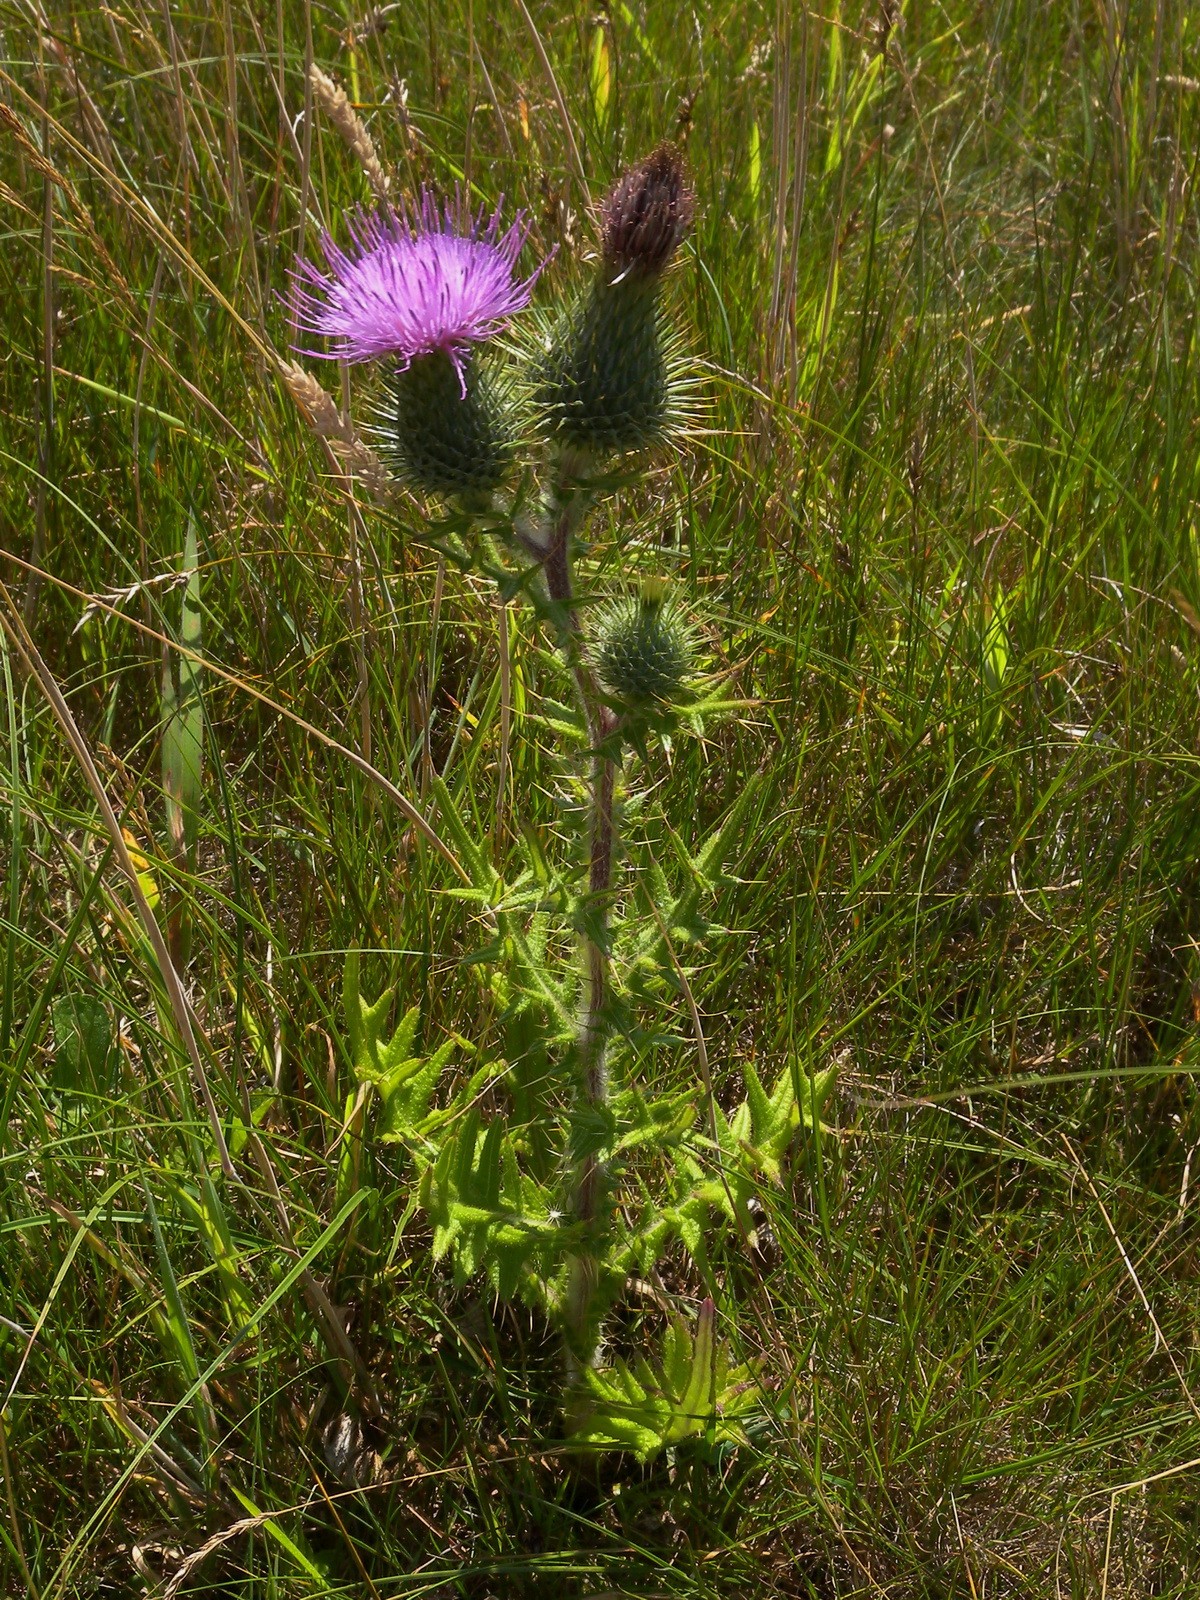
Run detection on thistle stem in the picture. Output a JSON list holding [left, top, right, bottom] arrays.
[[578, 731, 617, 1141], [542, 509, 601, 737], [541, 505, 621, 1368], [565, 733, 619, 1368]]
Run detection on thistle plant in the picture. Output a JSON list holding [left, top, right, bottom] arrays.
[[287, 124, 835, 1459]]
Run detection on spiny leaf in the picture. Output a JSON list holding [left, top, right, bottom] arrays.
[[379, 1035, 456, 1142], [690, 775, 761, 886], [344, 951, 421, 1083], [743, 1062, 774, 1147], [342, 951, 459, 1153], [572, 1299, 758, 1461], [611, 1083, 697, 1156], [429, 775, 501, 894], [428, 1112, 565, 1302]]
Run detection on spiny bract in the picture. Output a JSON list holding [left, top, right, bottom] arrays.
[[385, 349, 518, 498], [535, 145, 694, 458], [600, 142, 694, 280], [535, 278, 672, 456]]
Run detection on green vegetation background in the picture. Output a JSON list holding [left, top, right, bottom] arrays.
[[3, 0, 1200, 1594]]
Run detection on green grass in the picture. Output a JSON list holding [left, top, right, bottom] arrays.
[[4, 0, 1200, 1593]]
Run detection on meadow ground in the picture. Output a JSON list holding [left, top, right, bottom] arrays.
[[4, 1, 1200, 1595]]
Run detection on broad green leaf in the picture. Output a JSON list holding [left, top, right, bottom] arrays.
[[122, 828, 160, 912], [589, 24, 611, 130], [162, 517, 203, 966], [51, 994, 113, 1094]]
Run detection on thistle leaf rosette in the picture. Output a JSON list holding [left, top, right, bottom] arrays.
[[535, 144, 696, 459], [571, 1299, 761, 1462], [292, 192, 549, 497]]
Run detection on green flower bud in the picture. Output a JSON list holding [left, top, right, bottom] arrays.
[[594, 583, 696, 710], [384, 349, 517, 499], [536, 277, 669, 456]]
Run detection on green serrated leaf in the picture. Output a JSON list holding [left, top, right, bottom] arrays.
[[572, 1299, 758, 1462], [690, 777, 761, 887], [611, 1085, 697, 1155], [743, 1063, 774, 1147], [589, 23, 611, 128], [426, 1108, 564, 1302], [429, 776, 499, 893], [797, 1061, 839, 1130], [380, 1036, 455, 1141]]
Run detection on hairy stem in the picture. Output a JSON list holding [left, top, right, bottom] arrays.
[[541, 503, 621, 1368], [577, 734, 617, 1158], [543, 509, 601, 737], [564, 732, 619, 1369]]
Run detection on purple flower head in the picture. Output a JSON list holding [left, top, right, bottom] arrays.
[[292, 192, 548, 391]]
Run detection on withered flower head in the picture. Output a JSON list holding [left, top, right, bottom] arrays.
[[600, 143, 695, 279]]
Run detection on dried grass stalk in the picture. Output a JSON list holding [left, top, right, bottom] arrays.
[[334, 438, 392, 500], [279, 358, 352, 441], [278, 359, 392, 501], [309, 64, 390, 203]]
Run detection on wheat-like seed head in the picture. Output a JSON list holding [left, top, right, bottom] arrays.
[[277, 359, 393, 500], [278, 358, 350, 440], [309, 64, 390, 204]]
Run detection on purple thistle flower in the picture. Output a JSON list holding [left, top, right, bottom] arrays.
[[291, 192, 547, 392]]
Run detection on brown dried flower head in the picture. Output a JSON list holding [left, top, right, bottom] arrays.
[[600, 143, 695, 279]]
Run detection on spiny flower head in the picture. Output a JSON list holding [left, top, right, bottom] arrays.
[[292, 192, 548, 390], [594, 580, 697, 711], [600, 143, 694, 280]]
